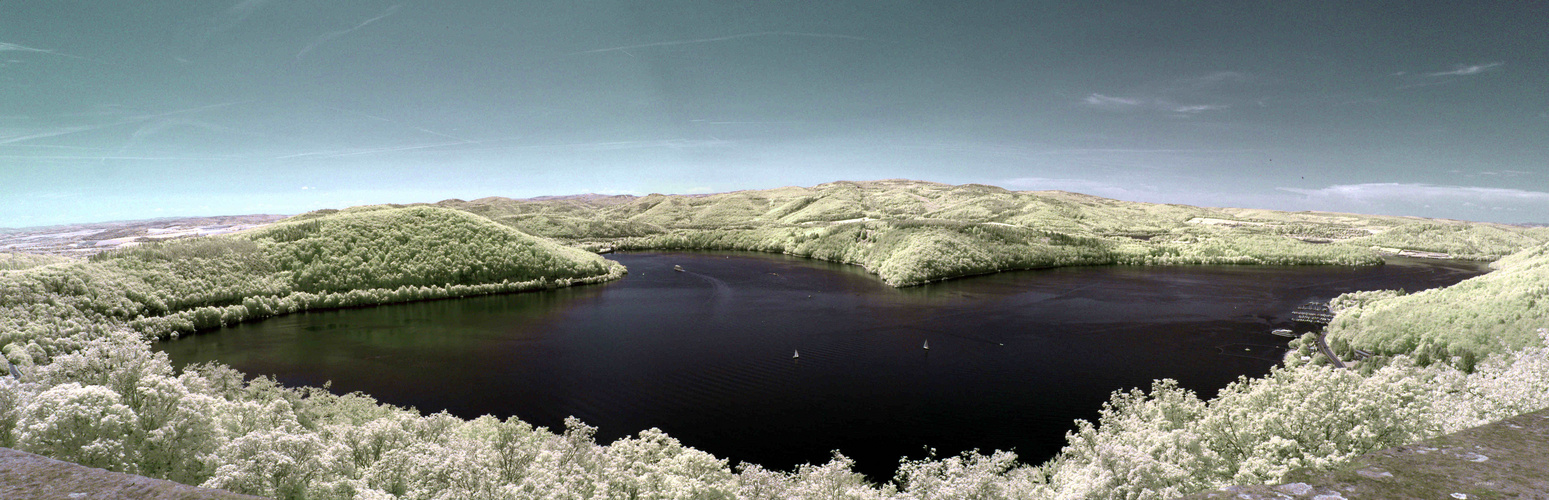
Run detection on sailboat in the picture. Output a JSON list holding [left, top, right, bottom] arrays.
[[674, 265, 684, 272], [923, 340, 930, 350], [793, 350, 800, 359]]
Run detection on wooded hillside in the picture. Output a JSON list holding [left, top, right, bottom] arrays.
[[430, 180, 1547, 286], [0, 206, 624, 364]]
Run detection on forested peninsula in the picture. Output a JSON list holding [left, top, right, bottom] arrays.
[[1, 206, 624, 359], [2, 180, 1547, 499]]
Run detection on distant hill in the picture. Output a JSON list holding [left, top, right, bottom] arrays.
[[417, 179, 1548, 286], [0, 214, 290, 257]]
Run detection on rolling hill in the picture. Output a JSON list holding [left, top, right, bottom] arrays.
[[422, 180, 1546, 286]]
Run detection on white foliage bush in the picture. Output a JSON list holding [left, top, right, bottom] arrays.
[[0, 377, 23, 448], [1428, 328, 1549, 430], [893, 449, 1025, 500], [0, 327, 1545, 499], [599, 427, 737, 499], [17, 382, 137, 471], [202, 429, 350, 500], [782, 453, 889, 500], [131, 374, 223, 483], [1038, 328, 1549, 500], [363, 441, 496, 499], [1043, 380, 1217, 499]]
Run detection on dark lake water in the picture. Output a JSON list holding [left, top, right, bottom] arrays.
[[157, 252, 1490, 480]]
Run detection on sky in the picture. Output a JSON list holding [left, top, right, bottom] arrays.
[[2, 1, 1546, 227]]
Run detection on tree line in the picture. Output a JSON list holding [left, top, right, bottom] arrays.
[[1, 196, 1546, 498]]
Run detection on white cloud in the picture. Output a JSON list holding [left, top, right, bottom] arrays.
[[1083, 94, 1142, 108], [1170, 104, 1230, 114], [1082, 94, 1228, 115], [0, 42, 50, 53], [1083, 71, 1244, 113], [1257, 183, 1549, 222], [1173, 71, 1251, 90], [1477, 170, 1537, 177], [1280, 183, 1549, 206], [573, 31, 876, 55], [1428, 62, 1503, 77]]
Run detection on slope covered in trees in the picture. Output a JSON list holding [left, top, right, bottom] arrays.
[[0, 252, 69, 271], [432, 180, 1547, 286], [0, 205, 624, 364], [1327, 241, 1549, 366]]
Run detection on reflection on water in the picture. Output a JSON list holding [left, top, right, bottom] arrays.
[[158, 251, 1489, 480]]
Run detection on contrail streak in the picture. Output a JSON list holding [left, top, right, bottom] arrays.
[[295, 5, 401, 60], [0, 127, 98, 145], [308, 141, 468, 159], [0, 101, 247, 146], [0, 42, 53, 53], [573, 31, 877, 55], [1428, 62, 1503, 77], [0, 144, 106, 151], [0, 41, 112, 65], [274, 149, 355, 160], [277, 138, 730, 158], [0, 155, 234, 161], [322, 105, 477, 143]]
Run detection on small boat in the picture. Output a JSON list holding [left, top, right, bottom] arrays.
[[673, 265, 684, 272], [793, 350, 799, 359], [1270, 329, 1297, 337], [923, 340, 930, 350]]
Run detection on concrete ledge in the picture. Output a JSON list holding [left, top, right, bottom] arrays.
[[0, 448, 267, 500], [1179, 407, 1549, 499]]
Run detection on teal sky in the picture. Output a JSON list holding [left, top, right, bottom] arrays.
[[2, 1, 1546, 227]]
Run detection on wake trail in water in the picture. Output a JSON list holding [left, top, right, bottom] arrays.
[[682, 271, 734, 306]]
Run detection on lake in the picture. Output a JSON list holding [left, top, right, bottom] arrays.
[[156, 251, 1490, 480]]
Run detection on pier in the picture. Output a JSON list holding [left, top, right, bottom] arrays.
[[1291, 301, 1346, 369]]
